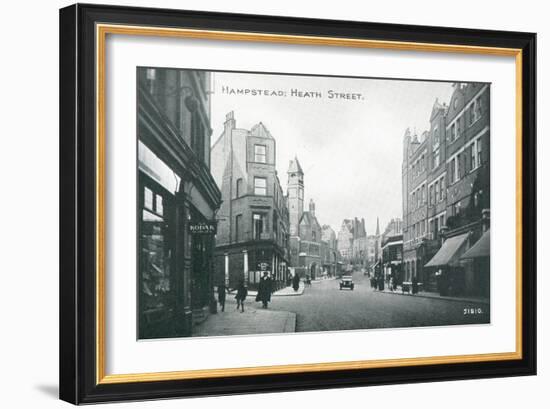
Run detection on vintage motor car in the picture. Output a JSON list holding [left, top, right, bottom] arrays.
[[339, 276, 354, 290]]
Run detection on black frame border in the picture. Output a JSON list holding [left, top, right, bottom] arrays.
[[59, 3, 536, 404]]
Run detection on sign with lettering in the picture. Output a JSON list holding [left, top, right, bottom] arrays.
[[188, 221, 217, 234]]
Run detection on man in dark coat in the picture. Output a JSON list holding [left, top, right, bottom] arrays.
[[235, 280, 248, 312], [256, 271, 272, 308], [292, 273, 300, 292], [217, 282, 227, 312]]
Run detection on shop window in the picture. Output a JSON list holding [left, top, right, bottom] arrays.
[[139, 181, 174, 338], [156, 195, 163, 216], [144, 187, 154, 210]]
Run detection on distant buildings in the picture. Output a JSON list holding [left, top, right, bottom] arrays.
[[211, 112, 290, 290], [321, 225, 339, 276], [287, 157, 338, 279], [403, 82, 490, 297], [336, 218, 368, 268]]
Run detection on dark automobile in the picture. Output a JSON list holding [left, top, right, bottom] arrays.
[[339, 276, 354, 290]]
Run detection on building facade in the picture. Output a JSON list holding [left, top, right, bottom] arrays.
[[337, 217, 367, 267], [287, 157, 337, 279], [211, 112, 290, 291], [381, 234, 404, 282], [321, 225, 339, 276], [403, 83, 490, 297], [137, 67, 222, 339], [337, 219, 354, 262]]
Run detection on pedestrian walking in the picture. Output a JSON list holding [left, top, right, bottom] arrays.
[[256, 271, 272, 308], [412, 275, 419, 295], [292, 273, 300, 292], [235, 280, 247, 312], [217, 282, 227, 312]]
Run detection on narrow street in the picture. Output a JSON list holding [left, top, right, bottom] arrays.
[[251, 273, 489, 332]]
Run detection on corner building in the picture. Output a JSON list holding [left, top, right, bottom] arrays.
[[211, 112, 290, 291]]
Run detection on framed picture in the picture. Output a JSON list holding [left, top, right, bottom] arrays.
[[59, 3, 536, 404]]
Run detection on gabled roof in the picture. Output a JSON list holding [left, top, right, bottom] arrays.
[[288, 156, 303, 174], [250, 122, 273, 139], [300, 211, 320, 228]]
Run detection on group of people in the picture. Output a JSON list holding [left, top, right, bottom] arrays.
[[370, 273, 399, 291], [216, 271, 274, 313]]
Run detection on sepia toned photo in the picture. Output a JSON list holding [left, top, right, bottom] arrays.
[[137, 67, 491, 340]]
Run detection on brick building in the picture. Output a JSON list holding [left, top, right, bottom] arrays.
[[211, 112, 290, 291], [403, 83, 490, 297]]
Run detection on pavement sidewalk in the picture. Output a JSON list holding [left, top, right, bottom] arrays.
[[192, 307, 296, 337], [377, 286, 489, 305], [227, 281, 305, 297]]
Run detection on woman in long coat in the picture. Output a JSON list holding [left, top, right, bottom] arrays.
[[256, 272, 272, 308]]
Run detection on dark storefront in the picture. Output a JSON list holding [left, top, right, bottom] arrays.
[[137, 68, 221, 339]]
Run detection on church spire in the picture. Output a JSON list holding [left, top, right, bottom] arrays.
[[376, 217, 380, 236]]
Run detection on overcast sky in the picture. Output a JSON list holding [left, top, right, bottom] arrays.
[[210, 71, 455, 235]]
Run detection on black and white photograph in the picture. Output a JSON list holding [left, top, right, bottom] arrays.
[[137, 67, 491, 340]]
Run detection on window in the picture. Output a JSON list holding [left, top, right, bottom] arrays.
[[477, 139, 483, 168], [450, 156, 459, 184], [439, 176, 445, 201], [144, 187, 154, 210], [235, 214, 242, 241], [433, 147, 440, 169], [439, 214, 445, 228], [312, 230, 316, 241], [254, 144, 267, 163], [422, 184, 426, 204], [146, 68, 156, 80], [435, 181, 439, 203], [475, 97, 483, 121], [156, 195, 163, 216], [468, 104, 475, 126], [190, 112, 205, 162], [429, 185, 434, 206], [450, 123, 456, 141], [253, 213, 266, 240], [453, 202, 461, 216], [433, 125, 439, 146], [470, 143, 476, 171], [236, 178, 243, 197], [254, 177, 267, 195]]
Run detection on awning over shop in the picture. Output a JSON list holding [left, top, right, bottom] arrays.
[[461, 229, 490, 259], [425, 233, 469, 268]]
